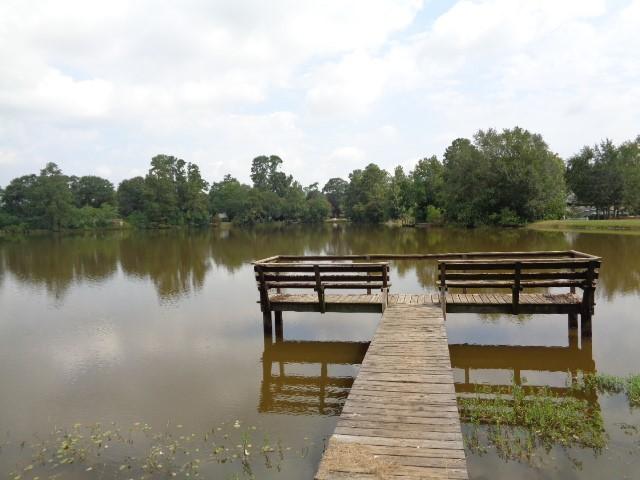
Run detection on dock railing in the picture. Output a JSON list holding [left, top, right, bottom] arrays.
[[254, 259, 390, 313], [254, 249, 601, 333], [438, 251, 600, 315]]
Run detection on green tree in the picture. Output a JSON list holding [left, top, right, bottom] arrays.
[[250, 155, 292, 195], [345, 163, 390, 223], [322, 177, 348, 217], [183, 163, 210, 226], [387, 166, 413, 221], [32, 163, 75, 230], [2, 174, 38, 221], [302, 183, 330, 223], [411, 156, 444, 222], [443, 128, 565, 225], [567, 138, 637, 218], [144, 154, 181, 226], [620, 137, 640, 214], [442, 138, 491, 226], [70, 175, 115, 208], [209, 175, 251, 221], [117, 177, 146, 217]]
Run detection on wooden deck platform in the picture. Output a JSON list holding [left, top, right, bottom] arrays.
[[268, 291, 583, 315], [315, 301, 468, 479]]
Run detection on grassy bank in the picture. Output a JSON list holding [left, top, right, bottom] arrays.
[[529, 218, 640, 234]]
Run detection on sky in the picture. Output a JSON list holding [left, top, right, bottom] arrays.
[[0, 0, 639, 187]]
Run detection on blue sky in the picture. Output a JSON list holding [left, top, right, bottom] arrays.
[[0, 0, 638, 187]]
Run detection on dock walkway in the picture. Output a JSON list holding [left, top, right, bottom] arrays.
[[315, 300, 468, 479]]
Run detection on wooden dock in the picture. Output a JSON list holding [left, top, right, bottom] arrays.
[[315, 301, 467, 479], [268, 292, 583, 314], [253, 250, 602, 479]]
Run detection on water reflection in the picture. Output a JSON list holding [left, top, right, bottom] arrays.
[[2, 226, 640, 302], [451, 338, 597, 404], [259, 324, 367, 416]]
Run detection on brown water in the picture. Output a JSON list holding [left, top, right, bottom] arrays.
[[1, 225, 639, 479]]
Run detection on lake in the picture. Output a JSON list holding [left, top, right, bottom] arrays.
[[1, 225, 639, 479]]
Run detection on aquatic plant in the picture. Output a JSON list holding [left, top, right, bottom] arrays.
[[3, 420, 314, 480], [578, 372, 640, 406], [458, 380, 606, 466], [458, 372, 640, 468]]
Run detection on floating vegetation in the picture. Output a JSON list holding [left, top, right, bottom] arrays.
[[2, 420, 315, 480], [580, 372, 640, 407], [458, 381, 606, 467], [458, 372, 640, 469]]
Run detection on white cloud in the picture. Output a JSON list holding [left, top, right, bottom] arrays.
[[0, 0, 638, 186], [0, 149, 19, 166]]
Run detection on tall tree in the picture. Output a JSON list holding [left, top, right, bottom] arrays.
[[32, 163, 75, 230], [182, 163, 210, 226], [567, 139, 628, 217], [322, 177, 348, 218], [117, 177, 146, 217], [621, 137, 640, 214], [250, 155, 292, 195], [209, 175, 251, 221], [345, 163, 390, 223], [387, 166, 413, 221], [144, 154, 180, 225], [411, 156, 444, 222]]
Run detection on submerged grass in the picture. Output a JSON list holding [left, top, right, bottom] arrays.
[[459, 372, 640, 468], [580, 372, 640, 406], [459, 382, 606, 466], [2, 420, 315, 480]]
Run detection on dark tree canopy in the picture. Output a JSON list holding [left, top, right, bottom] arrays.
[[442, 128, 566, 226], [322, 178, 348, 217], [566, 137, 640, 217], [117, 177, 146, 217], [71, 175, 115, 208]]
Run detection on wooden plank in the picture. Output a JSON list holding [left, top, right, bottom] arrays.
[[316, 304, 468, 480]]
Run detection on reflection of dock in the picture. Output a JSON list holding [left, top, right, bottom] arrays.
[[260, 340, 368, 416], [450, 341, 597, 404]]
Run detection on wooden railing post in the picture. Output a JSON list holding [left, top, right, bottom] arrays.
[[461, 254, 467, 294], [382, 264, 389, 309], [366, 255, 371, 295], [256, 265, 270, 313], [569, 251, 576, 294], [439, 262, 447, 317], [314, 265, 326, 313], [512, 262, 521, 314], [581, 260, 597, 337]]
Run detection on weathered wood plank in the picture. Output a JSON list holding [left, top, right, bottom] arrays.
[[315, 303, 468, 480]]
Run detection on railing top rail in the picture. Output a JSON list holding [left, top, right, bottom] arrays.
[[253, 250, 600, 265], [438, 257, 601, 267]]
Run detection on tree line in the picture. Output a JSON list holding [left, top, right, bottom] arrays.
[[1, 127, 638, 232]]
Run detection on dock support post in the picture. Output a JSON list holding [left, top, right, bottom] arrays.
[[581, 313, 592, 337], [263, 310, 273, 338], [568, 322, 578, 349], [568, 312, 578, 329], [274, 311, 283, 342]]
